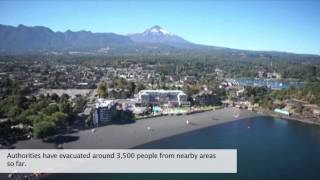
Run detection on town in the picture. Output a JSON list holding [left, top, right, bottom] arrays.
[[0, 54, 319, 145], [1, 1, 320, 180]]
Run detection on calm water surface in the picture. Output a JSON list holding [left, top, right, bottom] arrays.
[[44, 116, 320, 180], [235, 78, 304, 89]]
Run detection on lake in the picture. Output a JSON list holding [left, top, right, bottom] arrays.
[[235, 78, 304, 89], [43, 116, 320, 180]]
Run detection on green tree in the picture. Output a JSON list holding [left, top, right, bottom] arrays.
[[135, 82, 146, 93], [51, 93, 60, 102], [42, 104, 59, 115], [33, 120, 56, 138], [97, 82, 107, 98], [51, 112, 68, 129], [73, 96, 87, 113], [59, 101, 73, 116], [60, 93, 70, 103], [7, 106, 22, 119]]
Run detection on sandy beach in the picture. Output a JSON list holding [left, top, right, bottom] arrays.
[[0, 107, 262, 180], [12, 107, 261, 149]]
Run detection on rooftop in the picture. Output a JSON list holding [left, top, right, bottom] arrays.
[[96, 98, 115, 108], [139, 89, 185, 94]]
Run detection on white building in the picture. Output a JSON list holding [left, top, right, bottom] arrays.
[[137, 90, 189, 106], [94, 98, 117, 123]]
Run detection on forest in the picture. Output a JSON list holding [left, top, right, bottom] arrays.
[[2, 53, 318, 81]]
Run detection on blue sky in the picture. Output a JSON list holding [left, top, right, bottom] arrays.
[[0, 0, 319, 55]]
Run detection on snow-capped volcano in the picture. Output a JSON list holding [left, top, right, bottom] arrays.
[[128, 25, 191, 45], [146, 25, 172, 35]]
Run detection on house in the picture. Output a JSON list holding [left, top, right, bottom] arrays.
[[312, 108, 320, 118], [183, 76, 197, 84], [267, 72, 281, 79], [107, 88, 130, 99], [257, 70, 265, 78]]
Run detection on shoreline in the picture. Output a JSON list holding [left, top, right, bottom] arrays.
[[274, 115, 320, 126], [1, 107, 319, 180], [59, 107, 260, 149], [260, 110, 320, 126], [2, 107, 262, 180], [12, 107, 260, 149], [8, 107, 319, 150]]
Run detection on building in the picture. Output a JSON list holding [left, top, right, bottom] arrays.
[[94, 99, 117, 125], [137, 90, 189, 106], [312, 108, 320, 118], [192, 91, 221, 106], [183, 76, 197, 84], [267, 72, 282, 79], [257, 70, 266, 78], [274, 108, 290, 116], [107, 88, 130, 99]]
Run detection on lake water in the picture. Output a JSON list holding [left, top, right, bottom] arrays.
[[44, 116, 320, 180], [235, 78, 304, 89]]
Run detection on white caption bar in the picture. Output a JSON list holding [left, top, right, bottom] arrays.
[[0, 149, 237, 173]]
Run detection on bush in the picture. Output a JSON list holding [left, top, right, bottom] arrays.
[[33, 120, 56, 139]]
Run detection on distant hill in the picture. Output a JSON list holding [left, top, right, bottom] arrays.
[[0, 24, 319, 61], [0, 24, 132, 54]]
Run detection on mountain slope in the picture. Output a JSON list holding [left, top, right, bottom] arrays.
[[128, 25, 191, 46], [0, 24, 133, 54], [0, 24, 319, 61]]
